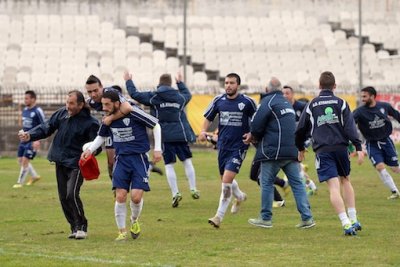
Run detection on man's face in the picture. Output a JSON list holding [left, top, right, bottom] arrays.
[[24, 94, 35, 107], [224, 77, 239, 97], [282, 88, 294, 103], [101, 97, 118, 116], [85, 83, 103, 103], [66, 94, 83, 116], [361, 91, 374, 106]]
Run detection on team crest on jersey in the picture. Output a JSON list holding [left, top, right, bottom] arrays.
[[30, 112, 35, 117], [123, 118, 130, 126], [238, 102, 245, 111], [380, 108, 385, 114]]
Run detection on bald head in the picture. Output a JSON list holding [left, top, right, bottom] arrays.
[[267, 77, 282, 92]]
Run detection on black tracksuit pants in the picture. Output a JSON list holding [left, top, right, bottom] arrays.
[[55, 164, 87, 233]]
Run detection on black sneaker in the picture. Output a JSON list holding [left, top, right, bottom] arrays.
[[150, 163, 163, 176]]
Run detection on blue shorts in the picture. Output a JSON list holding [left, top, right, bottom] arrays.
[[366, 138, 399, 167], [104, 136, 114, 149], [315, 150, 350, 182], [113, 154, 150, 191], [17, 142, 37, 160], [218, 149, 247, 175], [162, 142, 192, 165]]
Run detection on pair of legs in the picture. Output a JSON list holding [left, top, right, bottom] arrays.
[[317, 150, 360, 235], [114, 188, 144, 240], [55, 164, 87, 239], [255, 160, 313, 224], [14, 142, 40, 187], [366, 139, 400, 199], [163, 142, 198, 207], [113, 153, 150, 240], [208, 149, 247, 228]]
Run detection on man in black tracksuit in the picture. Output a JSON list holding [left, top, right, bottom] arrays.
[[295, 71, 364, 236], [18, 90, 99, 240]]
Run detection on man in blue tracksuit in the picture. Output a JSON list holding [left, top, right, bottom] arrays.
[[354, 86, 400, 199], [18, 90, 100, 240], [295, 71, 364, 236], [246, 77, 314, 229], [124, 71, 199, 208]]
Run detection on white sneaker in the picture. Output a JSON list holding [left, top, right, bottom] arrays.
[[231, 193, 247, 214], [75, 230, 87, 239], [208, 215, 222, 228]]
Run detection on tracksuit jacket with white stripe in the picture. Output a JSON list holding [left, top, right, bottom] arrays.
[[126, 79, 196, 143], [251, 90, 298, 162]]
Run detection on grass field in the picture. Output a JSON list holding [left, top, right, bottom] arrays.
[[1, 148, 400, 266]]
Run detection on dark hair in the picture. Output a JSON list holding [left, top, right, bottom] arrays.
[[283, 85, 294, 92], [361, 86, 377, 97], [319, 71, 335, 90], [226, 73, 241, 85], [111, 85, 123, 93], [86, 75, 102, 86], [25, 90, 37, 99], [68, 90, 85, 105], [159, 74, 172, 86], [102, 90, 120, 102]]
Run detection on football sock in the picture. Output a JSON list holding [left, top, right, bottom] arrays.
[[231, 179, 244, 200], [17, 166, 29, 184], [338, 212, 351, 227], [165, 164, 179, 196], [378, 169, 399, 192], [183, 158, 197, 191], [28, 163, 39, 178], [347, 207, 357, 222], [130, 199, 143, 222], [115, 201, 127, 230], [216, 183, 232, 219]]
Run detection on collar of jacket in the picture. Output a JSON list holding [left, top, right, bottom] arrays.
[[263, 90, 283, 98], [319, 89, 334, 96], [156, 85, 174, 93]]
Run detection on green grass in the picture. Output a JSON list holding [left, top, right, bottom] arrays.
[[1, 148, 400, 266]]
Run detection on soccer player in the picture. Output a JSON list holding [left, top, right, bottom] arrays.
[[199, 73, 257, 228], [13, 90, 45, 188], [85, 75, 162, 194], [81, 90, 162, 241], [18, 90, 100, 239], [353, 86, 400, 199], [296, 71, 364, 235], [125, 71, 199, 207], [282, 85, 306, 122]]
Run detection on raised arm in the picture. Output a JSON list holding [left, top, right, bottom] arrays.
[[124, 71, 154, 105]]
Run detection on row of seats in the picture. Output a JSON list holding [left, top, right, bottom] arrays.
[[1, 10, 399, 91]]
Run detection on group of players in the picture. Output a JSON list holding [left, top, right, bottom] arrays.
[[14, 70, 400, 240]]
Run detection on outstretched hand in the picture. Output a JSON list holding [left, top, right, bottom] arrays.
[[123, 70, 132, 81], [175, 72, 183, 83]]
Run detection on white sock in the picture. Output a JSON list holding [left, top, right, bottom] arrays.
[[115, 201, 127, 230], [183, 159, 196, 191], [347, 207, 357, 222], [130, 199, 143, 222], [216, 183, 232, 219], [338, 212, 351, 227], [165, 164, 179, 196], [231, 179, 245, 200], [17, 166, 29, 184], [308, 180, 317, 190], [378, 169, 399, 192], [28, 163, 39, 178]]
